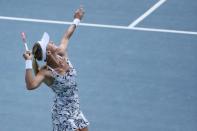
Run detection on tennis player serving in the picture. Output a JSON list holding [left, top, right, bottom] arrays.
[[23, 7, 89, 131]]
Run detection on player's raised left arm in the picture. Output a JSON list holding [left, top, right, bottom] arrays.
[[59, 7, 85, 52]]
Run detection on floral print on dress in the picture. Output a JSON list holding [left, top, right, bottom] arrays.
[[49, 59, 89, 131]]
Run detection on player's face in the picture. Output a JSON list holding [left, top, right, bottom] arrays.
[[46, 42, 59, 65], [47, 41, 57, 53]]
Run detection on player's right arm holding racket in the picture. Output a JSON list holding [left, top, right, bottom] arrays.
[[23, 51, 47, 90], [22, 33, 50, 90]]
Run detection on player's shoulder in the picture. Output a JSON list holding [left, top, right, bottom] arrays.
[[39, 66, 51, 77]]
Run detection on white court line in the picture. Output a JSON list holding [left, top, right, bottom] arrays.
[[0, 16, 197, 35], [128, 0, 167, 28], [132, 27, 197, 35], [0, 16, 73, 25]]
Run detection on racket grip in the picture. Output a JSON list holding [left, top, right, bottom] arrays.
[[24, 43, 29, 51]]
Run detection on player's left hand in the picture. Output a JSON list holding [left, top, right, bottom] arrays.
[[74, 6, 85, 20]]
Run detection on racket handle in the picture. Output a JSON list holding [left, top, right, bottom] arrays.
[[24, 43, 29, 51]]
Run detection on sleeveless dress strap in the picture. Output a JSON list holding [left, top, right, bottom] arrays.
[[47, 65, 54, 71], [47, 65, 58, 77]]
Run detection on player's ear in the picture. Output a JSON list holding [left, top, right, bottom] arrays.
[[47, 50, 51, 55]]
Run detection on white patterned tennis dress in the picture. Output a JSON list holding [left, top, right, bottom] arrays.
[[48, 59, 89, 131]]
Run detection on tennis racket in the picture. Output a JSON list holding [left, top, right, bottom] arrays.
[[21, 32, 29, 51]]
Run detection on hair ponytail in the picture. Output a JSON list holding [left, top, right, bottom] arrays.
[[32, 57, 39, 75], [32, 43, 42, 75], [32, 42, 51, 86]]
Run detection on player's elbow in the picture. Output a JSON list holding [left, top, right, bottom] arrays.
[[26, 82, 38, 90]]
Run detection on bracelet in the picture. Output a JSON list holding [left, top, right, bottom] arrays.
[[73, 18, 80, 26], [25, 60, 32, 69]]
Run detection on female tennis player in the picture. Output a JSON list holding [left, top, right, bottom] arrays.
[[23, 7, 89, 131]]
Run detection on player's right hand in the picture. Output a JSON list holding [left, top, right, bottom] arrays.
[[23, 51, 33, 60]]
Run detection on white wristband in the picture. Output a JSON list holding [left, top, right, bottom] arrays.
[[73, 18, 80, 26], [25, 60, 32, 69]]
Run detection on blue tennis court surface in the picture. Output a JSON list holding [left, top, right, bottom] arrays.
[[0, 0, 197, 131]]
